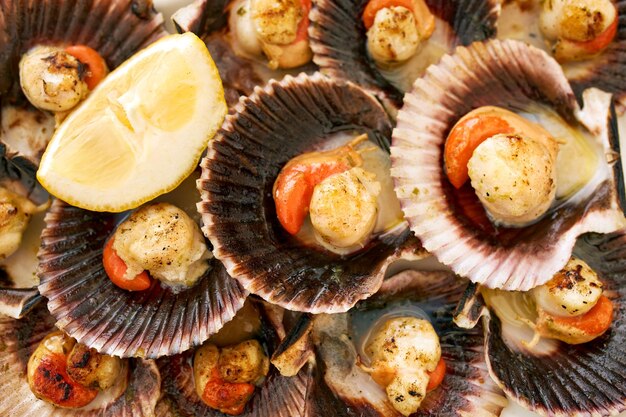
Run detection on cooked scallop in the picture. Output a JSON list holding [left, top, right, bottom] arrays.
[[251, 0, 302, 45], [27, 332, 98, 408], [366, 7, 421, 65], [112, 202, 211, 287], [19, 46, 88, 112], [532, 257, 604, 317], [540, 0, 616, 42], [540, 0, 617, 61], [468, 133, 558, 227], [194, 343, 220, 398], [364, 316, 441, 416], [218, 340, 270, 384], [309, 167, 381, 249]]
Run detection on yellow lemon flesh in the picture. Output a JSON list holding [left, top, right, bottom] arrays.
[[37, 33, 227, 212]]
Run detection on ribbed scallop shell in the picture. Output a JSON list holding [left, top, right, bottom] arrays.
[[312, 270, 508, 416], [198, 72, 422, 314], [484, 230, 626, 417], [391, 39, 626, 291], [309, 0, 500, 111], [37, 200, 248, 358], [0, 303, 161, 416], [0, 0, 167, 164]]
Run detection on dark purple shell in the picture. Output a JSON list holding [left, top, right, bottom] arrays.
[[0, 0, 167, 164], [309, 0, 500, 111], [312, 270, 507, 416], [198, 72, 422, 314], [485, 230, 626, 417], [391, 39, 626, 291], [0, 302, 161, 416], [37, 200, 248, 358]]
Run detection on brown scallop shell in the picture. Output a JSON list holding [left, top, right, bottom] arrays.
[[309, 0, 501, 111], [37, 199, 248, 358], [483, 230, 626, 417], [312, 270, 508, 416], [391, 39, 626, 291], [198, 72, 423, 314], [0, 0, 167, 165], [0, 302, 161, 416]]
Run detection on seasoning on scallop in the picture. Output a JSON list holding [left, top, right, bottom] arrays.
[[103, 202, 211, 291], [529, 257, 614, 345], [444, 106, 559, 227], [193, 340, 270, 415], [19, 45, 108, 113], [360, 316, 445, 416], [27, 331, 124, 408], [272, 133, 403, 254], [363, 0, 435, 66], [190, 301, 270, 415], [229, 0, 313, 69], [539, 0, 618, 62]]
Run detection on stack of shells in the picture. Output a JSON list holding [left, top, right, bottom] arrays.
[[0, 0, 625, 416]]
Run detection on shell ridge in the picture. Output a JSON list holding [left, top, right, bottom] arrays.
[[485, 231, 626, 416], [391, 39, 624, 290]]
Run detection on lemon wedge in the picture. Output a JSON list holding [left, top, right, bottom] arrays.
[[37, 33, 227, 212]]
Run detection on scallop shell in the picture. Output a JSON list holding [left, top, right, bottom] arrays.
[[198, 72, 423, 314], [37, 199, 248, 358], [309, 0, 501, 111], [484, 230, 626, 417], [173, 0, 317, 107], [0, 0, 167, 165], [0, 302, 161, 416], [311, 270, 508, 416], [391, 39, 626, 291]]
